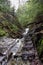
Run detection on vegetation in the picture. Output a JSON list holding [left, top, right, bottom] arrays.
[[0, 0, 43, 62], [17, 0, 43, 27], [0, 0, 23, 37], [17, 0, 43, 61]]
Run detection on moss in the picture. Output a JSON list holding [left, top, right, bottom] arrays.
[[37, 38, 43, 56], [0, 28, 6, 37]]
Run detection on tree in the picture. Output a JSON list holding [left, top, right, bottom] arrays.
[[17, 0, 43, 61], [17, 0, 43, 27], [0, 0, 24, 38], [0, 0, 10, 12]]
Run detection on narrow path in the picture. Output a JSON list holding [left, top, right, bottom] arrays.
[[22, 30, 41, 65], [0, 27, 42, 65]]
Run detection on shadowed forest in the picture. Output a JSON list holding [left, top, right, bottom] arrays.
[[0, 0, 43, 65]]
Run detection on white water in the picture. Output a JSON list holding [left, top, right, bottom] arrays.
[[0, 28, 30, 65], [12, 28, 29, 55], [23, 28, 29, 36], [0, 28, 29, 56]]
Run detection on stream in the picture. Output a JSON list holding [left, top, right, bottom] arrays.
[[0, 28, 30, 65]]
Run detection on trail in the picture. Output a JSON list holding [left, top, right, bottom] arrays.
[[0, 27, 42, 65]]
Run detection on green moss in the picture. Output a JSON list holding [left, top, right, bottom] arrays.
[[37, 38, 43, 56], [0, 29, 6, 37]]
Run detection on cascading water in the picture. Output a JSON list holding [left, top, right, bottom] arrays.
[[0, 27, 41, 65], [0, 28, 29, 65], [23, 28, 29, 36]]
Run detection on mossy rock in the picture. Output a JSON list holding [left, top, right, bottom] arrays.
[[37, 38, 43, 56], [0, 29, 6, 37]]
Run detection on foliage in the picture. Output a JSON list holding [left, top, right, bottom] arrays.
[[37, 38, 43, 56], [17, 0, 43, 27], [0, 0, 10, 12], [0, 28, 6, 36], [0, 0, 23, 38], [36, 35, 43, 62], [0, 0, 43, 62], [17, 0, 43, 60]]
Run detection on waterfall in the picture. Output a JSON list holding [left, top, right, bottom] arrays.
[[23, 28, 29, 36], [0, 28, 30, 65]]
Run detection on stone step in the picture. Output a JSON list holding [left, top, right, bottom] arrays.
[[25, 42, 33, 46], [23, 45, 34, 50], [25, 41, 32, 45], [24, 44, 33, 47], [22, 51, 35, 57], [25, 38, 31, 41]]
